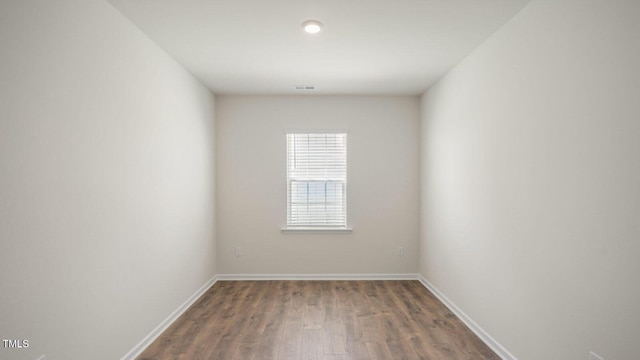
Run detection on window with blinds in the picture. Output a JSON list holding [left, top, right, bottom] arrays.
[[286, 133, 347, 229]]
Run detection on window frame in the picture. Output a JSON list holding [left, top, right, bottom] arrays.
[[282, 131, 352, 232]]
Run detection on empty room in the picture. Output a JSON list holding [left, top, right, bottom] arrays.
[[1, 0, 639, 359]]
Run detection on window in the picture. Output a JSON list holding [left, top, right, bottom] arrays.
[[286, 133, 347, 229]]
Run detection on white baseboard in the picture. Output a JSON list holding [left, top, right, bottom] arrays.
[[416, 275, 517, 360], [216, 273, 419, 281], [120, 275, 218, 360]]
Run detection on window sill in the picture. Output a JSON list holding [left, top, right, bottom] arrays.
[[281, 227, 353, 233]]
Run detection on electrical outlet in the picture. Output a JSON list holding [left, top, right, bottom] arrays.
[[397, 246, 404, 257], [589, 351, 603, 360], [234, 246, 241, 257]]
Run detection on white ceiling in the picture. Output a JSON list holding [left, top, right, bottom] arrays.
[[107, 0, 531, 95]]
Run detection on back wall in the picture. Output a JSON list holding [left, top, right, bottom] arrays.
[[216, 95, 419, 275]]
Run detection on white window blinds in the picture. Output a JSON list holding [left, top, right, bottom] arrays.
[[286, 133, 347, 228]]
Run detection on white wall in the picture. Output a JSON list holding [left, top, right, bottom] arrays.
[[216, 96, 419, 275], [420, 1, 640, 359], [0, 1, 216, 359]]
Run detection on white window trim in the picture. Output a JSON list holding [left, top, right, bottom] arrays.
[[282, 131, 351, 232]]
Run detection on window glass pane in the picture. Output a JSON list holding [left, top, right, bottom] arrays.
[[291, 181, 308, 204], [326, 182, 339, 203], [308, 181, 325, 203]]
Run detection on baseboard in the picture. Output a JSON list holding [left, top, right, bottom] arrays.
[[216, 273, 419, 281], [120, 274, 218, 360], [416, 275, 517, 360]]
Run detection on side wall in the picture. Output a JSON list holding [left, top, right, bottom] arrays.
[[216, 95, 420, 275], [420, 0, 640, 359], [0, 1, 216, 359]]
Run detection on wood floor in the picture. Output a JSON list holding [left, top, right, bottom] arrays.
[[137, 280, 500, 360]]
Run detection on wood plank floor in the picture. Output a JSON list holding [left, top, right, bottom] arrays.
[[137, 281, 500, 360]]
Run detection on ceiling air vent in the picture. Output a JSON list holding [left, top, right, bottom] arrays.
[[295, 85, 315, 90]]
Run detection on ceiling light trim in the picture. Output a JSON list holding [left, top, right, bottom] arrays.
[[302, 20, 323, 34]]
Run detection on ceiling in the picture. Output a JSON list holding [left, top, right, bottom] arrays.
[[107, 0, 531, 95]]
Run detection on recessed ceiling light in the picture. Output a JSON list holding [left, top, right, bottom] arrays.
[[302, 20, 323, 34]]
